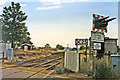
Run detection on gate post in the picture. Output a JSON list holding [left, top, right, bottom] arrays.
[[2, 52, 4, 62]]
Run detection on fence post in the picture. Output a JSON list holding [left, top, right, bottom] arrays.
[[2, 52, 4, 62], [92, 55, 94, 72], [85, 45, 87, 63], [79, 53, 80, 72], [64, 51, 67, 68], [77, 52, 79, 72]]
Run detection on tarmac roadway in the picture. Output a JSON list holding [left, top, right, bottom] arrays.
[[0, 59, 61, 79], [2, 69, 33, 78], [1, 64, 92, 80], [1, 65, 54, 79]]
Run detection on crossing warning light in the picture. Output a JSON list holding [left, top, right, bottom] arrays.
[[93, 50, 97, 56]]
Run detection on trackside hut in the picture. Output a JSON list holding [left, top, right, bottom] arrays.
[[21, 43, 33, 50], [104, 37, 118, 54]]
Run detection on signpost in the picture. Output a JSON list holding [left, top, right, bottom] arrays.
[[90, 14, 116, 72], [91, 14, 116, 58], [75, 39, 88, 45], [90, 31, 104, 58], [75, 39, 88, 62]]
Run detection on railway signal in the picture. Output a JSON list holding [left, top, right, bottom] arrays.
[[91, 14, 116, 58], [92, 14, 116, 33]]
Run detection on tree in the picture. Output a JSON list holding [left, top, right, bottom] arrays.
[[1, 2, 30, 48], [72, 47, 77, 51], [18, 27, 33, 46], [45, 43, 51, 48], [80, 46, 85, 50], [56, 44, 64, 50], [87, 46, 90, 50]]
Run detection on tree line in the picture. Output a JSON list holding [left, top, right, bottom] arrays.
[[44, 43, 89, 50]]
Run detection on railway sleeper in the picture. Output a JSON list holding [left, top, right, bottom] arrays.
[[46, 61, 61, 70], [23, 64, 37, 67], [42, 61, 58, 67]]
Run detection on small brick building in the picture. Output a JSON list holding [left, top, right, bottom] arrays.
[[104, 37, 118, 54]]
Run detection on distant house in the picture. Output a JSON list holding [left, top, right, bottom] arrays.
[[21, 43, 33, 50]]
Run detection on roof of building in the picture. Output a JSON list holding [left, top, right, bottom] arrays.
[[111, 55, 120, 57], [104, 37, 118, 40], [89, 37, 118, 40], [21, 43, 32, 46]]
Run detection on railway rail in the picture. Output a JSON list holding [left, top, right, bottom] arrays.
[[2, 52, 63, 69], [24, 59, 62, 79], [2, 52, 64, 78]]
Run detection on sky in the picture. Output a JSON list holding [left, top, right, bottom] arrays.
[[0, 0, 119, 48]]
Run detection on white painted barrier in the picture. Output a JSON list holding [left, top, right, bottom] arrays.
[[64, 51, 80, 72]]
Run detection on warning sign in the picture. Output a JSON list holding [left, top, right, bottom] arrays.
[[75, 39, 88, 45], [91, 31, 104, 42], [94, 43, 101, 50]]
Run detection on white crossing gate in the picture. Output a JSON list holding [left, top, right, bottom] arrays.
[[64, 51, 80, 72]]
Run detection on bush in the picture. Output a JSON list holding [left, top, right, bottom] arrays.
[[112, 68, 120, 78], [55, 66, 73, 74], [35, 49, 40, 51], [80, 62, 93, 76], [93, 58, 113, 79]]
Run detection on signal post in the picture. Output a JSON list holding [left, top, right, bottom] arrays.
[[90, 14, 116, 59]]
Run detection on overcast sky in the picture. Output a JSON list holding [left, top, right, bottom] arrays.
[[0, 0, 119, 47]]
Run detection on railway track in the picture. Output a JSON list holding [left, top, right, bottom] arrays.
[[2, 53, 63, 69], [2, 52, 64, 78], [3, 57, 62, 78], [24, 59, 62, 79]]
